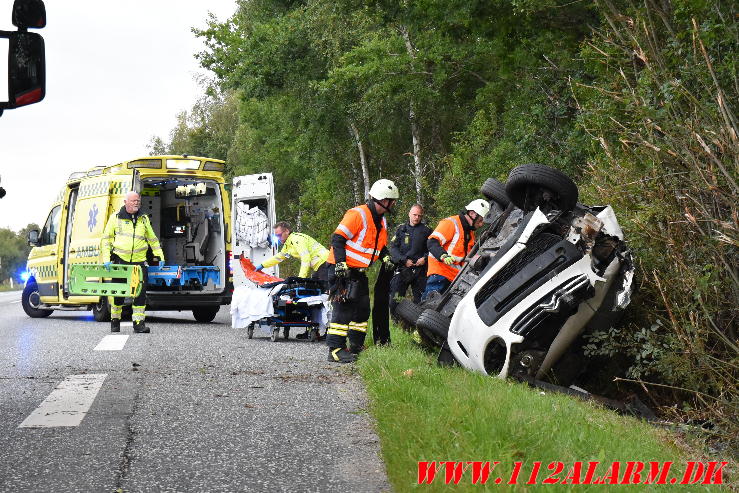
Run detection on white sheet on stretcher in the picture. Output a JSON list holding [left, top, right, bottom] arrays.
[[230, 283, 330, 330]]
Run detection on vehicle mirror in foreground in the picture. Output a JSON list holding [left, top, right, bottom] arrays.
[[12, 0, 46, 29]]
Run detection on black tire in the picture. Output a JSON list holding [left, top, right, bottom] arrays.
[[92, 297, 111, 322], [192, 307, 219, 323], [480, 178, 510, 209], [416, 309, 451, 346], [247, 325, 254, 339], [506, 164, 578, 212], [395, 299, 424, 329], [21, 282, 53, 318]]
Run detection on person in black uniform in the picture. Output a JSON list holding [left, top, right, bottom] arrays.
[[388, 204, 432, 314]]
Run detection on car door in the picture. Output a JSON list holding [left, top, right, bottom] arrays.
[[27, 204, 62, 303]]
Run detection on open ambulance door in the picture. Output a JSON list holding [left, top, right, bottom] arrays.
[[231, 173, 278, 287], [63, 174, 115, 303]]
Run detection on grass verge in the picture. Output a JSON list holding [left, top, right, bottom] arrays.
[[357, 327, 729, 492]]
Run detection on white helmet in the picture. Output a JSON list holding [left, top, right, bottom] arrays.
[[465, 199, 490, 218], [369, 179, 400, 201]]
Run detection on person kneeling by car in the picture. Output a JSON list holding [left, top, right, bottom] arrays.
[[423, 199, 489, 300]]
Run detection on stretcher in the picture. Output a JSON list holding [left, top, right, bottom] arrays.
[[239, 257, 327, 342]]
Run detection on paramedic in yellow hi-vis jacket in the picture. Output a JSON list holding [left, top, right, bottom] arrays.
[[101, 191, 164, 334], [255, 222, 330, 282]]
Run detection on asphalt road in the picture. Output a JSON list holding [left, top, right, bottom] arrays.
[[0, 290, 389, 492]]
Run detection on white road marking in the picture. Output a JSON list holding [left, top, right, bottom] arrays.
[[19, 374, 107, 428], [121, 322, 133, 327], [94, 335, 129, 351]]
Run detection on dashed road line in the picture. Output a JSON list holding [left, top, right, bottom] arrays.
[[19, 374, 107, 428], [94, 335, 129, 351]]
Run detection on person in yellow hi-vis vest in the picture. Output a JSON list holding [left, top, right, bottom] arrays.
[[101, 191, 164, 334], [255, 221, 329, 281]]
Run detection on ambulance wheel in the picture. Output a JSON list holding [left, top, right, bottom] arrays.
[[270, 327, 279, 342], [22, 282, 53, 318], [92, 298, 111, 322], [193, 307, 219, 323], [247, 325, 254, 339]]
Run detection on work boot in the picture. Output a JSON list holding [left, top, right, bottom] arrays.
[[296, 330, 310, 340], [133, 321, 150, 334], [110, 319, 121, 333], [349, 345, 365, 355], [328, 347, 356, 363]]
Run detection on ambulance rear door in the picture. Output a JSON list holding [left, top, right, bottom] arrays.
[[64, 173, 115, 302], [232, 173, 278, 285]]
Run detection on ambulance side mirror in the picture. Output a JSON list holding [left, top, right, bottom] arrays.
[[27, 229, 39, 246], [12, 0, 46, 28], [3, 31, 46, 109], [0, 0, 46, 115]]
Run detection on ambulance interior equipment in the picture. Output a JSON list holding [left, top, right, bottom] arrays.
[[139, 178, 225, 292]]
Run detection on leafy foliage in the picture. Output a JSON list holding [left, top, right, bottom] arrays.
[[152, 0, 737, 443]]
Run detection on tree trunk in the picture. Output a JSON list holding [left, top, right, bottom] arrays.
[[348, 121, 370, 199], [409, 102, 423, 204], [400, 25, 424, 204]]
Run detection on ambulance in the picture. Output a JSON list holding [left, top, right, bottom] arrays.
[[22, 155, 233, 322]]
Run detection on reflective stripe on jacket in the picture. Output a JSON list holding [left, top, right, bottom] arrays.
[[261, 232, 329, 277], [101, 209, 164, 263], [327, 204, 387, 268], [426, 215, 474, 282]]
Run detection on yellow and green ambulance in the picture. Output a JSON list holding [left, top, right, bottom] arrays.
[[23, 155, 233, 322]]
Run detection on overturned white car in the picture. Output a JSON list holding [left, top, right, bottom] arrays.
[[396, 164, 634, 386]]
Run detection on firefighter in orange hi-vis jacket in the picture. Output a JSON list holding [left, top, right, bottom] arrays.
[[423, 199, 490, 300], [325, 179, 399, 363]]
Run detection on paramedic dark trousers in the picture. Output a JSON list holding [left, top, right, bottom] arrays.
[[326, 266, 370, 351], [389, 266, 426, 313], [109, 254, 148, 322]]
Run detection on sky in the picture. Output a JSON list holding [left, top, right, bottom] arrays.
[[0, 0, 237, 231]]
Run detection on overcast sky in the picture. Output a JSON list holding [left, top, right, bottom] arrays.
[[0, 0, 237, 231]]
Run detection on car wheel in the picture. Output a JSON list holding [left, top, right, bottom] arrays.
[[480, 178, 510, 209], [416, 309, 450, 346], [395, 299, 424, 329], [92, 297, 111, 322], [192, 307, 220, 323], [506, 164, 578, 212], [247, 325, 254, 339], [21, 282, 53, 318]]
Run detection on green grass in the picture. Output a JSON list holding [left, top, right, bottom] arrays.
[[357, 327, 729, 492]]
